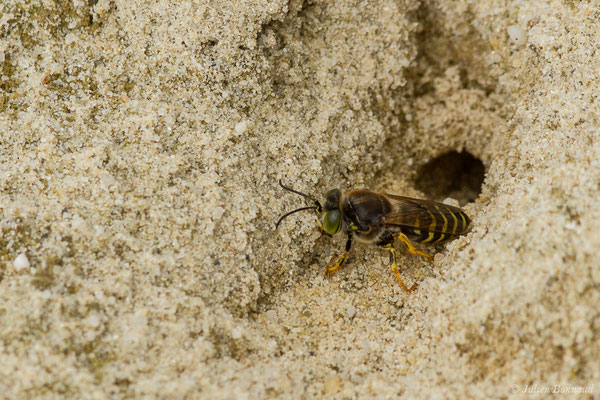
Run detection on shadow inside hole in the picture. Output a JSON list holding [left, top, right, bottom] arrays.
[[414, 151, 484, 205]]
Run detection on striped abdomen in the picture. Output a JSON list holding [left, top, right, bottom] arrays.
[[381, 194, 471, 244]]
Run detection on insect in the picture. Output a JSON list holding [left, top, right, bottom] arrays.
[[275, 180, 471, 292]]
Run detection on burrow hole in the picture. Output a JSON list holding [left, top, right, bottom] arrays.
[[414, 151, 484, 205]]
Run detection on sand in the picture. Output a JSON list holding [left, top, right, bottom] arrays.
[[1, 0, 599, 398]]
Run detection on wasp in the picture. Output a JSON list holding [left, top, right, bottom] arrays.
[[275, 180, 471, 292]]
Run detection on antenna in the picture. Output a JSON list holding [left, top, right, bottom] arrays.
[[275, 180, 322, 228]]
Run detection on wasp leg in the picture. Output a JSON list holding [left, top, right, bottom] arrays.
[[386, 244, 418, 293], [394, 232, 433, 261], [326, 235, 352, 277]]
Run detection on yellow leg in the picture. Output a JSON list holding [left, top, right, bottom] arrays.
[[394, 232, 433, 261], [386, 244, 418, 293], [326, 252, 349, 277], [326, 236, 352, 277]]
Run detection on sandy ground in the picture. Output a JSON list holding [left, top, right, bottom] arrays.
[[1, 0, 599, 398]]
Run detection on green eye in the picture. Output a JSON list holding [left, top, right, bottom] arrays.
[[322, 210, 341, 235]]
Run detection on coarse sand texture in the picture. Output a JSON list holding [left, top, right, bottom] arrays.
[[1, 0, 599, 398]]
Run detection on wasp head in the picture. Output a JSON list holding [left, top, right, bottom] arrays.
[[276, 181, 344, 235]]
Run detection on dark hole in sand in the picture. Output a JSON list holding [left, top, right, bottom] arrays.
[[414, 151, 484, 205]]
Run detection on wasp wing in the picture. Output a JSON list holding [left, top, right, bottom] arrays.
[[381, 194, 470, 243]]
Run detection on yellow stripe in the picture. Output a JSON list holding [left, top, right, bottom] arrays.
[[422, 232, 435, 243], [435, 205, 448, 233], [412, 219, 421, 236], [459, 212, 467, 231], [434, 233, 446, 243], [419, 209, 437, 243], [427, 209, 436, 231], [450, 211, 458, 235]]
